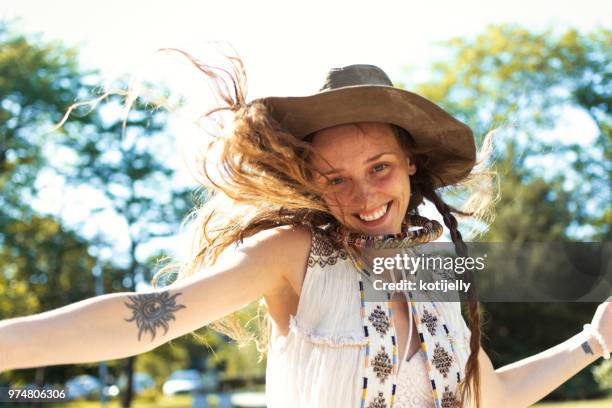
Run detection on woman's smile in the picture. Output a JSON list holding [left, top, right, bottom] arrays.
[[354, 200, 393, 227]]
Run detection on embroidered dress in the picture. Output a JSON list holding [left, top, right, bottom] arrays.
[[392, 289, 434, 408], [265, 226, 473, 408]]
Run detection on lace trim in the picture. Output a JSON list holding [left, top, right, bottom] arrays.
[[395, 351, 436, 408], [289, 315, 368, 348]]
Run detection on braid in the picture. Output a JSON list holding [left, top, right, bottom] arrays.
[[391, 123, 497, 407], [421, 180, 482, 408]]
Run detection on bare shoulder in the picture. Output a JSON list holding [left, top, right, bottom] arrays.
[[230, 224, 313, 296], [237, 224, 312, 259], [242, 224, 311, 247]]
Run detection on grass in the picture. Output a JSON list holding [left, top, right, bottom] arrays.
[[41, 394, 612, 408], [533, 398, 612, 407], [48, 394, 193, 408]]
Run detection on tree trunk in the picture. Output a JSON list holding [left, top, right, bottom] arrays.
[[32, 366, 45, 408], [121, 355, 136, 408], [122, 259, 138, 408]]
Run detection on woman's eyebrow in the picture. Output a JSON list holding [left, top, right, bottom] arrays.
[[320, 152, 394, 175]]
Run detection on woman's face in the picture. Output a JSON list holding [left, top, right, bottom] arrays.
[[310, 122, 416, 235]]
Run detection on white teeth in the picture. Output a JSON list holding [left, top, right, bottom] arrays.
[[358, 203, 389, 222]]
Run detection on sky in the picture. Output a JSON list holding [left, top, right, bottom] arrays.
[[2, 0, 610, 99], [1, 0, 610, 285]]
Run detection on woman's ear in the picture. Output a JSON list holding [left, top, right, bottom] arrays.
[[406, 156, 416, 175]]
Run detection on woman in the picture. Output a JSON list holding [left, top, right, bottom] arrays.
[[0, 55, 610, 408]]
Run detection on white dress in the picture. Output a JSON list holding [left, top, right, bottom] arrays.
[[394, 299, 435, 408], [265, 227, 473, 408]]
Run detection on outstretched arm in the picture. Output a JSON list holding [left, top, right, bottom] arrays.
[[476, 299, 611, 407], [495, 299, 610, 407], [0, 225, 311, 372], [494, 327, 604, 407]]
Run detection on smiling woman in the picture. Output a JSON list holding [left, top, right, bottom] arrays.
[[1, 48, 610, 408], [140, 55, 501, 408]]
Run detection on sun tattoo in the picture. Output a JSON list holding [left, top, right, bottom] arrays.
[[124, 291, 186, 342]]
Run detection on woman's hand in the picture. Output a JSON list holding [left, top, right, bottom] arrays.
[[589, 295, 612, 357]]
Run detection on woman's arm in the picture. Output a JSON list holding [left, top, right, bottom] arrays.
[[494, 328, 603, 407], [0, 225, 311, 372], [477, 300, 611, 407]]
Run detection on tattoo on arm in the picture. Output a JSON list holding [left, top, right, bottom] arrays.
[[124, 291, 186, 342], [581, 340, 594, 356]]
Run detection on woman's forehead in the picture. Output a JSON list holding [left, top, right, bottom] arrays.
[[310, 123, 401, 169]]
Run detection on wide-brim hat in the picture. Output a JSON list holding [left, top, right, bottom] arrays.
[[253, 64, 476, 189]]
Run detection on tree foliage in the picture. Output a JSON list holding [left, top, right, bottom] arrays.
[[406, 24, 611, 399]]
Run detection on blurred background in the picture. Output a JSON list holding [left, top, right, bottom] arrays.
[[0, 0, 610, 407]]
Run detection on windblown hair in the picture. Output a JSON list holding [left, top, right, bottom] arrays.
[[149, 49, 499, 408]]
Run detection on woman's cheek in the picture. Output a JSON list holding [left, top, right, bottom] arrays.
[[376, 173, 396, 190], [322, 193, 351, 216]]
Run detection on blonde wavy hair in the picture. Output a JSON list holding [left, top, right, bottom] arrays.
[[73, 47, 499, 407]]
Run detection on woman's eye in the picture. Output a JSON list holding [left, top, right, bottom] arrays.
[[373, 163, 389, 173], [329, 177, 344, 185]]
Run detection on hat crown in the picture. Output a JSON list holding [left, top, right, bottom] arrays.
[[319, 64, 394, 91]]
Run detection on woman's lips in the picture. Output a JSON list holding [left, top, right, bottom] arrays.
[[353, 200, 392, 227]]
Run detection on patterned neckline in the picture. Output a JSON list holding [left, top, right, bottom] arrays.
[[331, 213, 443, 249]]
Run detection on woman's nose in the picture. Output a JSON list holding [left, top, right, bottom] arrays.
[[350, 181, 376, 210]]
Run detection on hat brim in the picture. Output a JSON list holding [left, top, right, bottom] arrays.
[[255, 85, 476, 188]]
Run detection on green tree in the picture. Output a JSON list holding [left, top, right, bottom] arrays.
[[0, 20, 103, 396], [0, 21, 263, 406], [409, 24, 610, 239], [406, 24, 611, 400], [0, 20, 95, 216], [59, 90, 194, 406]]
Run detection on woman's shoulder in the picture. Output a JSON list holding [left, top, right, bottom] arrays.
[[240, 223, 347, 295], [231, 225, 312, 291], [242, 223, 342, 259], [247, 224, 313, 256], [268, 223, 347, 264]]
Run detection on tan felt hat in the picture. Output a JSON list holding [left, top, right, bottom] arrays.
[[254, 64, 476, 188]]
